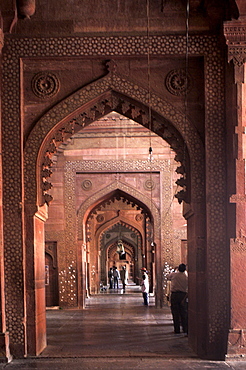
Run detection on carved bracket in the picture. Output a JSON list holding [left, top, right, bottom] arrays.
[[224, 22, 246, 67]]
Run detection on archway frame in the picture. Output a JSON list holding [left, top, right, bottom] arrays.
[[25, 69, 205, 353], [77, 180, 161, 300], [95, 218, 142, 289], [1, 34, 227, 359]]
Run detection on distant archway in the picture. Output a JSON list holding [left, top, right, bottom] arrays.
[[81, 187, 156, 296]]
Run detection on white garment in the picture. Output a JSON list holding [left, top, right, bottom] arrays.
[[140, 278, 149, 293], [167, 271, 188, 293]]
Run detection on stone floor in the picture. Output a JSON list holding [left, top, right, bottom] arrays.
[[1, 287, 246, 369]]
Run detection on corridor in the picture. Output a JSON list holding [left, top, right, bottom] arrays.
[[42, 292, 192, 358], [2, 291, 246, 369]]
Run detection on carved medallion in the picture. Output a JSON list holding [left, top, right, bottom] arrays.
[[144, 179, 155, 191], [96, 214, 105, 223], [32, 72, 60, 98], [165, 69, 192, 96], [81, 179, 92, 191], [135, 214, 144, 222]]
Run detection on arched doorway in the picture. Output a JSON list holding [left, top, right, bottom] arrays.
[[24, 71, 206, 357], [84, 189, 156, 296]]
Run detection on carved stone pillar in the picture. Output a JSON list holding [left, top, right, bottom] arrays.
[[224, 19, 246, 357], [0, 13, 11, 364], [25, 204, 47, 356]]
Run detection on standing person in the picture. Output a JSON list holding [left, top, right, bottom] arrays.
[[120, 265, 128, 292], [108, 267, 113, 289], [140, 274, 149, 306], [113, 266, 120, 289], [167, 263, 188, 334]]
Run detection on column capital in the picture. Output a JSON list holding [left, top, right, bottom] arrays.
[[224, 18, 246, 82]]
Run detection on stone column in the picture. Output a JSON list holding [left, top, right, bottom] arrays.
[[25, 204, 47, 356], [0, 22, 12, 363], [224, 19, 246, 357]]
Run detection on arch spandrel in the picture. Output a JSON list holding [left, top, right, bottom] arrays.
[[24, 68, 205, 209]]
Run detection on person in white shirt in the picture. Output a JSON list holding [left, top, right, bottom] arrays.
[[120, 265, 128, 292], [167, 263, 188, 334], [140, 274, 149, 306]]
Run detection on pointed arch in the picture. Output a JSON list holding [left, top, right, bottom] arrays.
[[77, 181, 160, 242], [24, 68, 204, 209]]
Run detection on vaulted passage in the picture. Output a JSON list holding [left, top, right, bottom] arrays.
[[45, 113, 186, 307], [2, 0, 246, 363]]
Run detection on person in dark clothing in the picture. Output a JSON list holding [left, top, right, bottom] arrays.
[[108, 267, 113, 289], [113, 266, 120, 289], [167, 263, 188, 334]]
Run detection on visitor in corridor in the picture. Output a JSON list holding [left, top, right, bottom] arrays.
[[108, 267, 113, 289], [140, 274, 149, 306], [120, 265, 128, 292], [113, 266, 120, 289], [167, 263, 188, 334]]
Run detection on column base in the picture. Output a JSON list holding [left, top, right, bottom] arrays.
[[0, 332, 12, 363], [227, 329, 246, 357]]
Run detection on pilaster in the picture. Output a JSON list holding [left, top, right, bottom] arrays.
[[224, 18, 246, 357]]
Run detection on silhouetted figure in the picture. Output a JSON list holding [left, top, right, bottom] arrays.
[[167, 263, 188, 334], [113, 266, 120, 289], [108, 267, 113, 289]]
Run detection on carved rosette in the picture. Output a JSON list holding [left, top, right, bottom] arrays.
[[165, 69, 192, 96], [96, 214, 105, 223], [144, 179, 156, 191], [32, 72, 60, 99], [81, 179, 92, 191]]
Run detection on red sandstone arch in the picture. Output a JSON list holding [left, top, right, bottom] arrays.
[[79, 187, 157, 299], [23, 69, 206, 357]]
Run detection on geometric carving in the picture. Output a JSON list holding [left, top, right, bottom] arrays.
[[165, 69, 192, 96], [224, 23, 246, 67], [31, 72, 60, 99]]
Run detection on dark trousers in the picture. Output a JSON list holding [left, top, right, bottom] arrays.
[[170, 291, 188, 333], [113, 277, 119, 289], [142, 292, 149, 306], [109, 277, 113, 289]]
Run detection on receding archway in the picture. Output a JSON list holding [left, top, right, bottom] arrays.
[[84, 188, 155, 296], [24, 70, 205, 358]]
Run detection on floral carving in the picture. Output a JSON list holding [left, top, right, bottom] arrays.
[[165, 69, 192, 96], [32, 72, 60, 98]]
